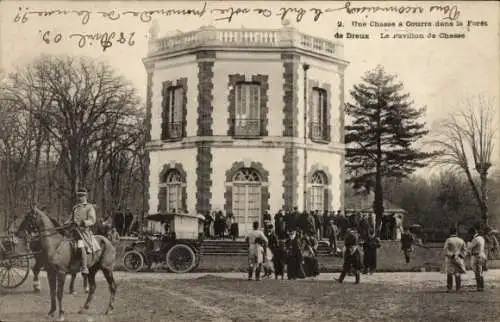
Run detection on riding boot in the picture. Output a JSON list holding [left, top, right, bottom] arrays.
[[255, 265, 261, 281], [475, 275, 481, 291], [337, 269, 346, 283], [478, 276, 485, 291], [355, 271, 360, 284], [80, 248, 89, 275], [455, 275, 461, 291], [446, 274, 453, 292], [247, 266, 253, 280]]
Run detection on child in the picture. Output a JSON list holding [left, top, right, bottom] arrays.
[[273, 240, 286, 280]]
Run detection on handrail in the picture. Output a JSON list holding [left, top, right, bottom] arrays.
[[147, 27, 343, 59]]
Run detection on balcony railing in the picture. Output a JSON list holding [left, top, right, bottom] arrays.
[[161, 121, 183, 140], [147, 27, 343, 59], [310, 122, 330, 141], [234, 118, 261, 137]]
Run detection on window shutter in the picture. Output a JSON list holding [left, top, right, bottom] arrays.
[[158, 187, 167, 212], [323, 188, 329, 212], [164, 89, 172, 138], [323, 91, 329, 141], [308, 88, 314, 140]]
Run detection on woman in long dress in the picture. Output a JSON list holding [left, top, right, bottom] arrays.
[[302, 235, 320, 277]]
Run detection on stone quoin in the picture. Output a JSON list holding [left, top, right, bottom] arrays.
[[143, 25, 349, 235]]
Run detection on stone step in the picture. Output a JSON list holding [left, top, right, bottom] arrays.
[[200, 240, 335, 256]]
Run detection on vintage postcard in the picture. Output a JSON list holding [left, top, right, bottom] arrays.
[[0, 0, 499, 321]]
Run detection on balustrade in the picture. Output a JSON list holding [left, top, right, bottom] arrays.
[[148, 27, 342, 59]]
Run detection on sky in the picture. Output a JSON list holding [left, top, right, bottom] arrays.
[[0, 0, 499, 176]]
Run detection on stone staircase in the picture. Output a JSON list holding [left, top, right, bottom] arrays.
[[200, 239, 336, 256]]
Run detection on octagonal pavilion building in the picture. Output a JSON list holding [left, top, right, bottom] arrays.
[[143, 23, 349, 235]]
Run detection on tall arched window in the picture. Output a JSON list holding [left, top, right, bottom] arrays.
[[159, 170, 183, 212], [310, 171, 327, 211], [232, 168, 262, 229]]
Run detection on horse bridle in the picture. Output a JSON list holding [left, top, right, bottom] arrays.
[[22, 211, 71, 240]]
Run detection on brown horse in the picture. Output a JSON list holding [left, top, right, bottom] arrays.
[[15, 219, 88, 294], [18, 206, 117, 321]]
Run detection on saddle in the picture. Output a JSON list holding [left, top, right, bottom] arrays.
[[60, 231, 102, 273]]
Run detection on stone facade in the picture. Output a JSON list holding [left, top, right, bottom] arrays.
[[144, 26, 348, 235]]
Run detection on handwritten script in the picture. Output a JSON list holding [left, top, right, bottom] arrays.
[[40, 30, 136, 51], [14, 1, 461, 25]]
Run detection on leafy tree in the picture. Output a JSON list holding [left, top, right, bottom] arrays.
[[345, 65, 436, 234]]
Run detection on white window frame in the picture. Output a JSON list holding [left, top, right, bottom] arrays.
[[309, 171, 327, 212], [311, 88, 327, 139], [159, 170, 183, 213], [231, 168, 262, 225], [235, 83, 261, 135], [167, 86, 184, 123]]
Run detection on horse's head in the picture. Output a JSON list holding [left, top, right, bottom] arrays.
[[16, 207, 40, 239], [16, 206, 61, 238]]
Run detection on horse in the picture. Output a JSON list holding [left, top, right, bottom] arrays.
[[18, 206, 117, 321], [16, 216, 88, 294]]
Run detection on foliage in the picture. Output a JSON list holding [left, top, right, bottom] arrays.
[[345, 65, 436, 231], [383, 171, 500, 230]]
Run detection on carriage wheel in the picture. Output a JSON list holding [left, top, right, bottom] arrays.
[[166, 244, 196, 273], [193, 254, 201, 270], [0, 256, 31, 289], [123, 251, 144, 272]]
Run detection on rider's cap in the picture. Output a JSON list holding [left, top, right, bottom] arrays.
[[76, 188, 88, 196]]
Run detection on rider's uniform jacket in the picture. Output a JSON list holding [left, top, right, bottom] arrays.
[[72, 202, 96, 229]]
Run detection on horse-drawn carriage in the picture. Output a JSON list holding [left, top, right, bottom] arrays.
[[0, 234, 31, 289], [122, 212, 205, 273]]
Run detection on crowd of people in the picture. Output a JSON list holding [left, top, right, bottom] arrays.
[[202, 208, 405, 243], [245, 213, 389, 283], [246, 221, 321, 281], [245, 217, 493, 291]]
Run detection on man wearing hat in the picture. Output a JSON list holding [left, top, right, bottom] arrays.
[[468, 226, 487, 291], [443, 227, 466, 292], [66, 187, 97, 275]]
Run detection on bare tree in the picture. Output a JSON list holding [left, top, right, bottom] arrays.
[[430, 95, 497, 225], [3, 55, 142, 204]]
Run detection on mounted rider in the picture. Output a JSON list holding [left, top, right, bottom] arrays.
[[65, 187, 98, 275]]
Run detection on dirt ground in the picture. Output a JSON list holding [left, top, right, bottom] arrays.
[[1, 271, 500, 322]]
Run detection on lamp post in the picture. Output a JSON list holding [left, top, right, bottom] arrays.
[[303, 63, 310, 212]]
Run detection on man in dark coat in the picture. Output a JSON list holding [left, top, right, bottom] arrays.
[[401, 227, 415, 263], [314, 210, 323, 239], [290, 207, 300, 232], [362, 230, 381, 274], [286, 230, 305, 280], [274, 210, 285, 239], [273, 240, 286, 279], [322, 210, 330, 240], [336, 229, 362, 284], [262, 211, 272, 229], [204, 211, 213, 239]]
